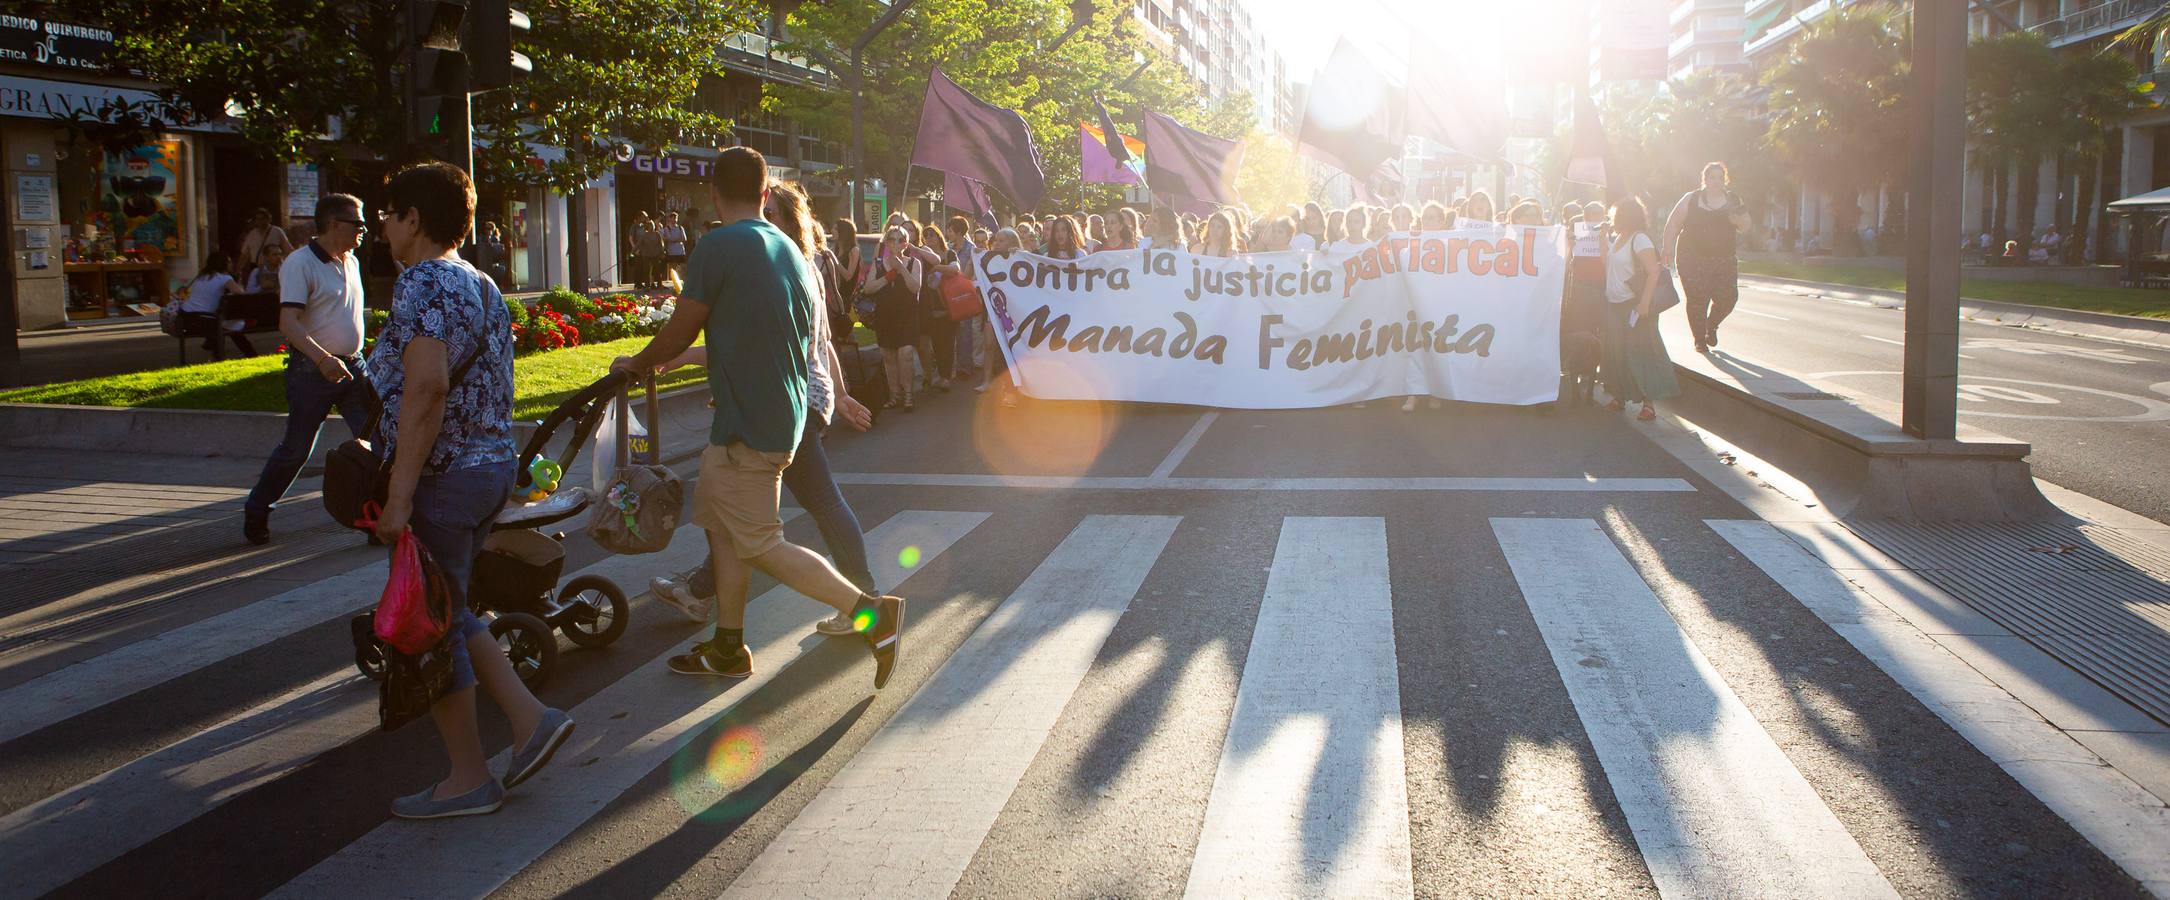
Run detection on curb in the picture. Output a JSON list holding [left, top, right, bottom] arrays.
[[0, 383, 714, 460], [1739, 274, 2170, 350]]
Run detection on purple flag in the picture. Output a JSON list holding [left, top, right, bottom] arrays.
[[1080, 124, 1141, 185], [910, 68, 1047, 211], [944, 171, 998, 227], [1297, 39, 1406, 180], [1140, 110, 1244, 207], [1406, 51, 1506, 164]]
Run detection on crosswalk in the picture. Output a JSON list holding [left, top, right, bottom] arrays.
[[0, 505, 2163, 898]]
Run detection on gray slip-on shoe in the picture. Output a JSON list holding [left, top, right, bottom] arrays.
[[391, 778, 504, 820], [503, 708, 575, 791]]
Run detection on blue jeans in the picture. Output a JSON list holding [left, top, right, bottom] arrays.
[[245, 353, 375, 519], [691, 415, 873, 597], [407, 461, 516, 692]]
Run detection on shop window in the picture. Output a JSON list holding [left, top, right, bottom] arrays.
[[57, 139, 189, 320]]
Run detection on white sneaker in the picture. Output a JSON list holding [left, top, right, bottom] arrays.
[[814, 612, 856, 635], [648, 576, 710, 623]]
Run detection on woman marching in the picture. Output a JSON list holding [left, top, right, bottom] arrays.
[[1661, 162, 1751, 353], [1600, 198, 1679, 421]]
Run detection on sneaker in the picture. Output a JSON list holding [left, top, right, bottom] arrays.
[[391, 778, 504, 819], [503, 708, 575, 790], [668, 640, 752, 678], [854, 595, 905, 689], [814, 612, 856, 636], [649, 577, 710, 623], [243, 512, 270, 546]]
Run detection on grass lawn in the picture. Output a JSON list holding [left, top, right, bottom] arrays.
[[1739, 260, 2170, 320], [0, 337, 708, 422]]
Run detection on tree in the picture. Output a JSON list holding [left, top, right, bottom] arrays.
[[1232, 131, 1311, 214], [1762, 3, 1910, 255], [25, 0, 759, 193], [1969, 30, 2145, 259], [766, 0, 1246, 215]]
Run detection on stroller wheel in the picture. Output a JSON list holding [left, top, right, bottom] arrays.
[[351, 614, 387, 681], [558, 575, 629, 648], [490, 612, 558, 689]]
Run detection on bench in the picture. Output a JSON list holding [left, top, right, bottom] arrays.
[[167, 292, 284, 364]]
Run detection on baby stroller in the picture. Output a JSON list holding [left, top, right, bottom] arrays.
[[352, 372, 656, 689]]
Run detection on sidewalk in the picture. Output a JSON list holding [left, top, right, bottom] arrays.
[[6, 283, 653, 390], [1655, 311, 2170, 794]]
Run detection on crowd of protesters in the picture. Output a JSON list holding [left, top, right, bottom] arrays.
[[230, 150, 1743, 820]]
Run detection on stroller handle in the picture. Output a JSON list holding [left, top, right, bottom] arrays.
[[516, 370, 635, 488]]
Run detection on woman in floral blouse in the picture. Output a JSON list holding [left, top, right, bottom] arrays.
[[369, 161, 574, 819]]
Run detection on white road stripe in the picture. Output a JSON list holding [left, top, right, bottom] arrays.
[[275, 510, 989, 900], [1860, 334, 1905, 347], [723, 514, 1181, 900], [0, 557, 386, 746], [1736, 308, 1791, 321], [0, 514, 782, 899], [1184, 517, 1412, 899], [1150, 412, 1220, 480], [834, 473, 1697, 493], [1708, 519, 2170, 895], [1491, 518, 1896, 899]]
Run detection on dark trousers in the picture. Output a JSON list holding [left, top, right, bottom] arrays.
[[1676, 253, 1739, 342], [924, 316, 957, 382], [691, 415, 874, 597], [182, 313, 258, 359], [245, 353, 375, 520]]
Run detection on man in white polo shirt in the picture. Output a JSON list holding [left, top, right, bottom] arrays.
[[243, 193, 374, 544]]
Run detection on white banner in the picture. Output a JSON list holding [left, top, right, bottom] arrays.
[[979, 226, 1566, 408]]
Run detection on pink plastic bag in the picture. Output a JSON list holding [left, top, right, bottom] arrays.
[[373, 530, 453, 655]]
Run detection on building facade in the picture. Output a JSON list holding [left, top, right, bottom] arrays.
[[1670, 0, 1749, 79]]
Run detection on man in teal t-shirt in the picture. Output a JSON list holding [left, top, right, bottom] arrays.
[[681, 214, 813, 454], [614, 147, 905, 690]]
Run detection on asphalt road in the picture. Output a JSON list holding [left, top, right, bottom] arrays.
[[1693, 279, 2170, 525], [0, 388, 2147, 898]]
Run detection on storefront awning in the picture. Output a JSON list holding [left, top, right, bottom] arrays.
[[2107, 185, 2170, 214]]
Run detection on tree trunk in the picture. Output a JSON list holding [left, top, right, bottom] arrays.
[[1989, 162, 2008, 255], [2053, 152, 2072, 239], [2015, 151, 2040, 259], [2084, 149, 2106, 264], [1977, 160, 1994, 235]]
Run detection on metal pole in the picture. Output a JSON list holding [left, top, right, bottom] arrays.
[[849, 0, 917, 226], [1903, 0, 1964, 440]]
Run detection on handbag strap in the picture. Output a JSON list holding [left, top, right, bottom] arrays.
[[359, 266, 504, 444]]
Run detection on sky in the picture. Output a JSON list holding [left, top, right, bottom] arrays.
[[1241, 0, 1514, 86]]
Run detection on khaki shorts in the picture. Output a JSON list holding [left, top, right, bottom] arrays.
[[692, 442, 797, 559]]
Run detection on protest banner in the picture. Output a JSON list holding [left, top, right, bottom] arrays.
[[980, 226, 1566, 408]]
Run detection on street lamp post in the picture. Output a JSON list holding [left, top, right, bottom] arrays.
[[1903, 0, 1965, 440], [850, 0, 918, 222]]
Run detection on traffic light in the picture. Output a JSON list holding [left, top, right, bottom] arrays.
[[467, 0, 532, 90], [407, 0, 472, 165]]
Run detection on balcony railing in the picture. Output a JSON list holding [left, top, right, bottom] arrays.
[[2027, 0, 2158, 45]]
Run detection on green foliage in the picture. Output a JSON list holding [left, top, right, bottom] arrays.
[[1761, 3, 1911, 249], [1740, 260, 2170, 320], [0, 337, 708, 418], [766, 0, 1252, 215], [505, 295, 530, 330], [28, 0, 761, 193], [1232, 131, 1311, 216], [534, 287, 601, 319]]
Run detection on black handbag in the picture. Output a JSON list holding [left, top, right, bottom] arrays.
[[378, 632, 458, 731], [323, 277, 502, 531]]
